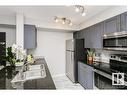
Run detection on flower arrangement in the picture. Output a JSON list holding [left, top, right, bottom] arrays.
[[11, 44, 26, 66], [1, 44, 26, 66], [12, 44, 26, 61]]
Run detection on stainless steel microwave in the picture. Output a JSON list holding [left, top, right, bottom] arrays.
[[103, 31, 127, 50]]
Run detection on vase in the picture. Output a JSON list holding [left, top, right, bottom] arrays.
[[87, 56, 93, 65]]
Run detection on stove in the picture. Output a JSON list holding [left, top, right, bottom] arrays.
[[93, 54, 127, 89]]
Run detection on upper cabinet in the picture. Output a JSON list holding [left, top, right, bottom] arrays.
[[73, 32, 78, 39], [91, 23, 103, 48], [73, 11, 127, 48], [24, 24, 37, 49], [120, 12, 127, 31], [103, 16, 120, 34], [73, 31, 84, 39], [82, 28, 92, 48]]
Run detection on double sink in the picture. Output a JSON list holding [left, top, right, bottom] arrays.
[[24, 64, 46, 80], [11, 64, 46, 89]]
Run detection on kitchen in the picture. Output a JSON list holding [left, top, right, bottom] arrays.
[[0, 6, 127, 90]]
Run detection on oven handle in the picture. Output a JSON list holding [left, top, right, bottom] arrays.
[[94, 69, 112, 80], [94, 69, 127, 86]]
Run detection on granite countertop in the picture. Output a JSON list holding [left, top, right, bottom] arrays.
[[79, 60, 114, 75], [0, 66, 18, 89], [0, 58, 56, 89], [23, 58, 56, 89]]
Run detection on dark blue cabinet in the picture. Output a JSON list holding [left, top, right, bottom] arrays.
[[84, 23, 103, 48], [24, 25, 37, 49], [120, 12, 127, 31], [92, 23, 103, 48], [73, 12, 127, 48], [78, 62, 93, 89], [82, 28, 92, 48], [103, 16, 120, 33], [73, 32, 78, 39]]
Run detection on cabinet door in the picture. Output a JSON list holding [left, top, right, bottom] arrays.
[[83, 28, 92, 48], [103, 16, 120, 34], [73, 32, 78, 39], [120, 12, 127, 31], [24, 25, 37, 49], [89, 26, 95, 48], [74, 31, 84, 39], [78, 62, 93, 89], [78, 62, 87, 88], [91, 23, 103, 48]]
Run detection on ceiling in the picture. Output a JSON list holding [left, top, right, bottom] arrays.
[[0, 6, 110, 31]]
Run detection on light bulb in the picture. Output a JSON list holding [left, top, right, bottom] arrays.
[[62, 21, 65, 24], [55, 18, 58, 22], [69, 22, 72, 26], [75, 7, 79, 12], [114, 32, 118, 36], [82, 12, 86, 16], [103, 34, 107, 38]]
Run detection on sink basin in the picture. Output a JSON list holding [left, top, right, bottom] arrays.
[[23, 69, 46, 81], [28, 64, 44, 71], [11, 64, 46, 84]]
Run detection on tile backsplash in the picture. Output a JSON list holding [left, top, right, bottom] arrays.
[[94, 49, 110, 63], [93, 48, 127, 63]]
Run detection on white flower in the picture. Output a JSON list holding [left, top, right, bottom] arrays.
[[11, 44, 26, 61], [12, 44, 18, 53]]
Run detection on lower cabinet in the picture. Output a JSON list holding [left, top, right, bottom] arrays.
[[78, 62, 94, 89]]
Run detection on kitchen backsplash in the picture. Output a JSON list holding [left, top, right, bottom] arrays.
[[94, 49, 110, 63], [94, 49, 127, 63]]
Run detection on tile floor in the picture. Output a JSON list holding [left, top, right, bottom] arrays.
[[52, 75, 84, 90]]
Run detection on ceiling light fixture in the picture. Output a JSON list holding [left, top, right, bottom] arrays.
[[74, 5, 86, 16], [54, 16, 72, 26]]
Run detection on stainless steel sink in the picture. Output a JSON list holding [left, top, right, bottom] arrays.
[[23, 64, 46, 80], [27, 64, 44, 71], [11, 64, 46, 89], [23, 69, 46, 80]]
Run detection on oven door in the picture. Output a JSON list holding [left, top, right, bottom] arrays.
[[94, 69, 127, 89], [94, 72, 115, 89]]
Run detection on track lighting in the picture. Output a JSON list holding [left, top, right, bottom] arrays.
[[54, 16, 72, 26], [74, 5, 86, 16]]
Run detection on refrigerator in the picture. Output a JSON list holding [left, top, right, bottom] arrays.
[[66, 39, 86, 83], [0, 32, 6, 66]]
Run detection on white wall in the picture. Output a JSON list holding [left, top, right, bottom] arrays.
[[0, 15, 15, 25], [80, 6, 127, 30], [28, 29, 73, 77], [0, 25, 16, 47]]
